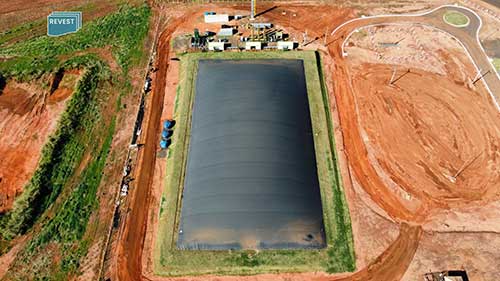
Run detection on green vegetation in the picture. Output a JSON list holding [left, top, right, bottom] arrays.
[[154, 51, 355, 276], [443, 11, 470, 27], [0, 3, 150, 239], [493, 58, 500, 72], [315, 52, 356, 273], [0, 4, 150, 80], [0, 4, 151, 279]]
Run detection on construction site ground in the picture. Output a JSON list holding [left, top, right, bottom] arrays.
[[334, 23, 500, 281], [1, 0, 498, 280], [114, 2, 500, 281]]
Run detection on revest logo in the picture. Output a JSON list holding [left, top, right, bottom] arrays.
[[47, 11, 82, 37]]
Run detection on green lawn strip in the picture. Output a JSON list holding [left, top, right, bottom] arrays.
[[315, 52, 355, 272], [153, 51, 355, 276]]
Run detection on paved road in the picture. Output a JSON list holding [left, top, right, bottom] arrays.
[[332, 5, 500, 110], [423, 6, 499, 108]]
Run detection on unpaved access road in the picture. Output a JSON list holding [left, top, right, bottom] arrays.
[[115, 9, 198, 281]]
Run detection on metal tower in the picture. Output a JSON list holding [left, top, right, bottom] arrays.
[[250, 0, 256, 20]]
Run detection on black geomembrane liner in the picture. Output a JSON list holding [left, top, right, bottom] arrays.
[[177, 59, 325, 250]]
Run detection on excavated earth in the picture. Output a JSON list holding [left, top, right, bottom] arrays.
[[0, 72, 78, 213]]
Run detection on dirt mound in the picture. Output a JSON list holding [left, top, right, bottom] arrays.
[[0, 74, 78, 213], [0, 85, 38, 115], [339, 22, 500, 221], [352, 63, 500, 209]]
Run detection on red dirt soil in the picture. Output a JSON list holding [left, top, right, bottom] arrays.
[[324, 11, 500, 280], [352, 63, 500, 208], [328, 224, 422, 281], [0, 77, 76, 213]]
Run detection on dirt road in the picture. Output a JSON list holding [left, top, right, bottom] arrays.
[[115, 11, 198, 281], [325, 224, 422, 281]]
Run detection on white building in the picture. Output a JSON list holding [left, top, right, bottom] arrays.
[[251, 23, 272, 29], [204, 14, 229, 23], [245, 41, 262, 50], [208, 41, 226, 51], [277, 41, 295, 50], [217, 28, 234, 37]]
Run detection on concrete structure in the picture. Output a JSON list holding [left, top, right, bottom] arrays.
[[251, 23, 272, 29], [277, 41, 295, 50], [275, 31, 284, 40], [208, 41, 226, 51], [245, 41, 262, 50], [217, 28, 235, 37], [204, 14, 229, 23]]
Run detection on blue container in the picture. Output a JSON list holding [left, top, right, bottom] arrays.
[[163, 120, 172, 129], [160, 140, 168, 149], [161, 129, 172, 139]]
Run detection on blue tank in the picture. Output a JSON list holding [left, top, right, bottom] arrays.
[[163, 120, 172, 129], [160, 140, 168, 149], [161, 130, 171, 139]]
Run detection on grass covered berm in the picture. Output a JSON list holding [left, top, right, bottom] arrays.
[[154, 51, 355, 276], [0, 4, 151, 279], [0, 58, 109, 239]]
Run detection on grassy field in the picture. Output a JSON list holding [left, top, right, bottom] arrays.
[[443, 11, 470, 27], [154, 51, 355, 276]]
